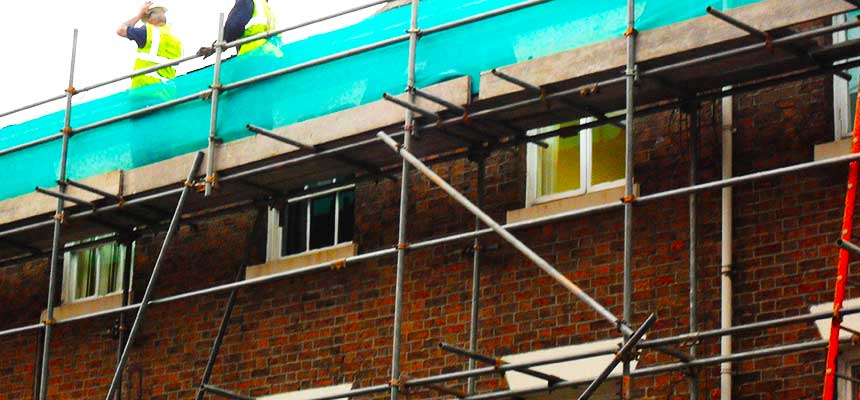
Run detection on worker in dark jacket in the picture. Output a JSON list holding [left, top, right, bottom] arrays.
[[225, 0, 281, 55]]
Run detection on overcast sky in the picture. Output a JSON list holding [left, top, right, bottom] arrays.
[[0, 0, 385, 129]]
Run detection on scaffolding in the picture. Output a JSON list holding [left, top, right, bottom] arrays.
[[0, 0, 859, 399]]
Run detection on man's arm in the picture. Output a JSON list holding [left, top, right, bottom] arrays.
[[223, 0, 254, 43], [117, 1, 151, 38]]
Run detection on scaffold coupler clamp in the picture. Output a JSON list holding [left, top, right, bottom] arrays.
[[54, 211, 66, 224], [391, 375, 411, 394], [65, 86, 77, 95], [625, 64, 639, 82], [331, 258, 347, 271], [621, 195, 636, 204], [624, 27, 638, 38], [406, 27, 422, 37], [763, 32, 774, 54], [580, 84, 599, 97], [539, 88, 551, 110], [396, 242, 410, 252], [197, 173, 219, 192]]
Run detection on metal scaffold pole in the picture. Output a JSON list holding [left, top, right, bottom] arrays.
[[391, 2, 420, 400], [38, 28, 78, 400], [115, 236, 134, 400], [622, 0, 637, 398], [105, 152, 204, 400], [205, 13, 226, 197], [467, 157, 485, 395], [688, 105, 700, 400]]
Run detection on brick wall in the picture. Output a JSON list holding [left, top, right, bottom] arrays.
[[0, 73, 853, 400]]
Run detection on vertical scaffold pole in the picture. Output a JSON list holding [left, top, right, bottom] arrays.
[[115, 237, 134, 400], [390, 2, 420, 400], [105, 152, 204, 400], [38, 28, 78, 400], [688, 106, 700, 400], [467, 158, 485, 395], [205, 13, 226, 197], [622, 0, 637, 399]]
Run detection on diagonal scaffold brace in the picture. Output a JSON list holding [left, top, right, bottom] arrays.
[[821, 84, 860, 400], [376, 131, 636, 338], [577, 313, 655, 400], [104, 151, 205, 400]]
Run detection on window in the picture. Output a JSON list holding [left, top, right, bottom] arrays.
[[526, 117, 625, 206], [833, 11, 860, 140], [62, 236, 131, 303], [267, 180, 355, 260], [838, 346, 860, 399]]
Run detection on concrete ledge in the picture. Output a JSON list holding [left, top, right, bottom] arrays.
[[507, 185, 638, 224], [0, 171, 121, 227], [245, 242, 357, 280], [814, 138, 852, 161], [479, 0, 853, 99], [0, 77, 472, 225], [40, 291, 127, 322]]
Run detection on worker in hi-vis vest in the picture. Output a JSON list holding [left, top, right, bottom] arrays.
[[117, 2, 183, 89], [224, 0, 282, 56]]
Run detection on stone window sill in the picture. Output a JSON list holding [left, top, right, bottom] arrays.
[[246, 242, 357, 280], [507, 185, 639, 224], [814, 138, 852, 161], [40, 292, 128, 322]]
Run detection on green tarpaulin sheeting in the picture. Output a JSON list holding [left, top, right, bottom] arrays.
[[0, 0, 761, 202]]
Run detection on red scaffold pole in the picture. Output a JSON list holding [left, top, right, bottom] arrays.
[[822, 87, 860, 400]]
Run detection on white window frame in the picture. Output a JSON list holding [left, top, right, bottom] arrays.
[[526, 118, 625, 207], [834, 13, 858, 140], [267, 183, 356, 261], [62, 239, 132, 304], [838, 345, 860, 399]]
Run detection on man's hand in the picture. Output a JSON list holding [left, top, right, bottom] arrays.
[[139, 1, 153, 19], [197, 47, 216, 59]]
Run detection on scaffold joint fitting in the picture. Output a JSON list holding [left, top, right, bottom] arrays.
[[621, 195, 636, 203], [397, 242, 410, 250], [65, 87, 77, 94], [331, 259, 347, 270], [580, 84, 599, 97]]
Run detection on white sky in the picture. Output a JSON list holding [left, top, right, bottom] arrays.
[[0, 0, 385, 129]]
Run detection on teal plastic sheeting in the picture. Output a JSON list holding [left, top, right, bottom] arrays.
[[0, 0, 761, 202]]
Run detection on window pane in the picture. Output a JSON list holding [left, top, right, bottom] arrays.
[[591, 124, 626, 186], [337, 190, 355, 244], [74, 248, 97, 299], [309, 194, 336, 250], [846, 13, 860, 132], [537, 123, 581, 197], [97, 243, 122, 296], [852, 364, 860, 400], [283, 201, 308, 256]]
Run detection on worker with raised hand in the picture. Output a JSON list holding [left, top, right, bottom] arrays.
[[117, 1, 183, 89], [224, 0, 282, 56]]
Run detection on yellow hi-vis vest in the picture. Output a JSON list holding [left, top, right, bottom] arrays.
[[132, 24, 182, 89], [239, 0, 276, 55]]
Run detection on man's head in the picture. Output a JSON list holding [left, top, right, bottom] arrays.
[[145, 4, 168, 25]]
